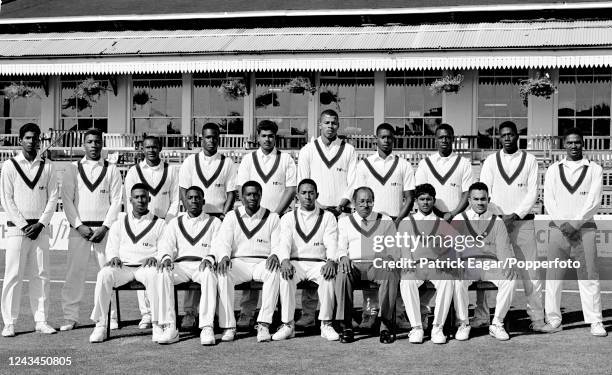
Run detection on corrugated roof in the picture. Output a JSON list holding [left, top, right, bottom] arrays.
[[0, 21, 611, 58]]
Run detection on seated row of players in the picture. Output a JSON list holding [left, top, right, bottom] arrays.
[[0, 111, 606, 341]]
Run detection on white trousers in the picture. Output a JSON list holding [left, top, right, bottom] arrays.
[[278, 261, 334, 323], [545, 226, 602, 325], [454, 267, 517, 326], [1, 232, 50, 325], [90, 265, 159, 325], [156, 262, 217, 328], [217, 259, 280, 327], [400, 269, 454, 328]]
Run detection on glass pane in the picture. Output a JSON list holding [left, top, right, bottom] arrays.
[[193, 76, 244, 117], [0, 118, 38, 135], [133, 118, 181, 134], [477, 118, 495, 148], [593, 78, 611, 117], [593, 118, 610, 136], [558, 118, 575, 136], [576, 118, 592, 136], [133, 79, 182, 119], [60, 78, 108, 119], [424, 117, 442, 136], [575, 76, 593, 117], [558, 75, 576, 117], [193, 117, 244, 135]]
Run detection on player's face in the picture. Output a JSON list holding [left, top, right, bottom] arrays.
[[499, 126, 518, 152], [84, 134, 102, 160], [142, 139, 161, 163], [297, 183, 318, 210], [201, 128, 219, 154], [185, 189, 204, 216], [416, 194, 435, 215], [242, 186, 261, 211], [436, 129, 453, 153], [468, 189, 489, 215], [376, 129, 394, 154], [354, 189, 374, 218], [319, 114, 339, 140], [20, 131, 40, 154], [258, 130, 276, 153], [565, 134, 583, 159], [130, 188, 150, 215]]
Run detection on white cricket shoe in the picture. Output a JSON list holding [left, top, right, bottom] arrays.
[[272, 322, 295, 341], [256, 324, 272, 342], [158, 326, 179, 344], [591, 322, 607, 337], [455, 323, 471, 341], [489, 324, 510, 341], [60, 320, 77, 331], [152, 324, 164, 342], [138, 314, 152, 329], [89, 326, 107, 343], [35, 322, 57, 334], [408, 327, 424, 344], [2, 324, 15, 337], [431, 326, 446, 344], [320, 323, 340, 341], [221, 328, 236, 342], [200, 326, 216, 346]]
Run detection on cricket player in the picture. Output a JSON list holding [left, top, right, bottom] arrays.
[[335, 187, 400, 344], [274, 179, 339, 341], [1, 123, 59, 337], [124, 135, 179, 330], [89, 183, 166, 343], [178, 122, 237, 329], [235, 120, 296, 330], [479, 121, 545, 331], [60, 128, 123, 332], [297, 109, 357, 329], [214, 181, 283, 342], [453, 182, 517, 341], [398, 183, 455, 344], [541, 127, 606, 337], [155, 186, 222, 345]]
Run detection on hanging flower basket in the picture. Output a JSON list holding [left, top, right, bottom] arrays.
[[283, 76, 316, 95], [62, 97, 90, 112], [430, 74, 464, 95], [75, 78, 108, 103], [519, 73, 557, 106], [255, 92, 279, 107], [319, 90, 340, 105], [133, 89, 153, 106], [218, 78, 247, 100], [2, 82, 38, 100]]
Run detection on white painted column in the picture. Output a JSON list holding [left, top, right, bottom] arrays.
[[181, 73, 193, 135], [527, 68, 557, 138], [40, 75, 59, 131], [307, 72, 320, 139], [374, 71, 386, 129], [107, 75, 130, 133], [243, 73, 256, 139]]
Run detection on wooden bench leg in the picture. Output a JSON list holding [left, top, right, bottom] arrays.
[[115, 289, 121, 329], [174, 289, 179, 327], [107, 300, 112, 338]]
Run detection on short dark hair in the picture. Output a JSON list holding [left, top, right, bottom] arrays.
[[297, 178, 318, 192], [131, 182, 149, 194], [352, 186, 375, 202], [563, 127, 583, 141], [468, 181, 489, 195], [257, 120, 278, 135], [498, 121, 518, 135], [19, 123, 41, 139], [142, 135, 161, 147], [319, 109, 339, 121], [186, 185, 204, 197], [376, 123, 395, 136], [241, 180, 262, 195], [414, 183, 436, 199], [201, 122, 220, 136], [84, 128, 103, 139], [435, 123, 454, 137]]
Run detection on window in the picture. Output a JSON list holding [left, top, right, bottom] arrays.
[[254, 72, 309, 136], [477, 69, 528, 148], [61, 76, 109, 132], [385, 70, 442, 135], [192, 72, 244, 135], [319, 71, 374, 135], [558, 68, 611, 138], [0, 78, 43, 138], [132, 74, 182, 134]]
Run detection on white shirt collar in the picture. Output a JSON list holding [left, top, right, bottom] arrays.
[[431, 151, 456, 161], [15, 151, 43, 164], [370, 152, 395, 162], [352, 211, 378, 222], [298, 206, 319, 219], [413, 211, 436, 220], [183, 211, 209, 222], [130, 211, 154, 223], [316, 136, 342, 148], [257, 147, 278, 159], [238, 205, 266, 219], [464, 208, 493, 220], [501, 149, 522, 158], [199, 151, 221, 162], [80, 156, 104, 166], [139, 160, 164, 170], [560, 157, 589, 168]]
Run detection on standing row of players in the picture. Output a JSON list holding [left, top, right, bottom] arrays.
[[0, 109, 606, 343]]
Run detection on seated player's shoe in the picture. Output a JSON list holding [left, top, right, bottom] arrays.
[[35, 322, 57, 334], [181, 312, 197, 330], [138, 314, 152, 330], [359, 312, 378, 331], [455, 323, 471, 341], [430, 326, 446, 344], [221, 328, 236, 342], [2, 324, 15, 337], [109, 319, 119, 330], [379, 329, 394, 344], [60, 320, 77, 332], [489, 324, 510, 341], [591, 322, 607, 337], [200, 326, 216, 346], [396, 312, 411, 331], [340, 328, 355, 343], [158, 325, 179, 345], [256, 324, 272, 342], [320, 323, 340, 341], [272, 322, 295, 341], [540, 321, 562, 334], [152, 324, 164, 342], [408, 327, 424, 344], [237, 312, 255, 331], [89, 325, 107, 343], [529, 320, 547, 332], [295, 311, 316, 329], [471, 318, 490, 329]]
